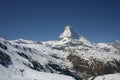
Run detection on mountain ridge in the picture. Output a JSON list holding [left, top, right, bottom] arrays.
[[0, 25, 120, 80]]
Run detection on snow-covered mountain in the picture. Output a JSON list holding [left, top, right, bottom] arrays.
[[59, 25, 90, 45], [0, 25, 120, 80]]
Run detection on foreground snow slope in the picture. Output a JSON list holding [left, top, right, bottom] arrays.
[[88, 73, 120, 80], [0, 37, 75, 80], [0, 65, 75, 80]]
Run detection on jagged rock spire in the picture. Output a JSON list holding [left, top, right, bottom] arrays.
[[59, 25, 91, 45], [59, 25, 79, 40]]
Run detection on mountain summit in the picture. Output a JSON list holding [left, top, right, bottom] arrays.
[[59, 25, 79, 40], [59, 25, 91, 45]]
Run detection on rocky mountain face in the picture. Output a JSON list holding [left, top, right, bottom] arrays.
[[0, 25, 120, 80]]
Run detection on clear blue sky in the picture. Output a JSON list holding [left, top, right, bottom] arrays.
[[0, 0, 120, 42]]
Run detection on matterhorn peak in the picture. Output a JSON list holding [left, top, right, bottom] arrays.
[[59, 25, 79, 40], [59, 25, 91, 45]]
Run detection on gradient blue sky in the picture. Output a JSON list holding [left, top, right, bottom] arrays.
[[0, 0, 120, 42]]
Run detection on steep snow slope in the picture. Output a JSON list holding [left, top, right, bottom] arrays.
[[0, 25, 120, 80], [0, 38, 75, 80], [0, 65, 75, 80]]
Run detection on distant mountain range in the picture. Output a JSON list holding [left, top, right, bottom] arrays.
[[0, 25, 120, 80]]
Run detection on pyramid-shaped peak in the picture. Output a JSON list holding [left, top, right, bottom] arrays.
[[59, 25, 91, 45], [59, 25, 80, 40]]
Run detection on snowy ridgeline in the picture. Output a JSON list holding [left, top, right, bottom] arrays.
[[0, 37, 75, 80], [0, 25, 120, 80]]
